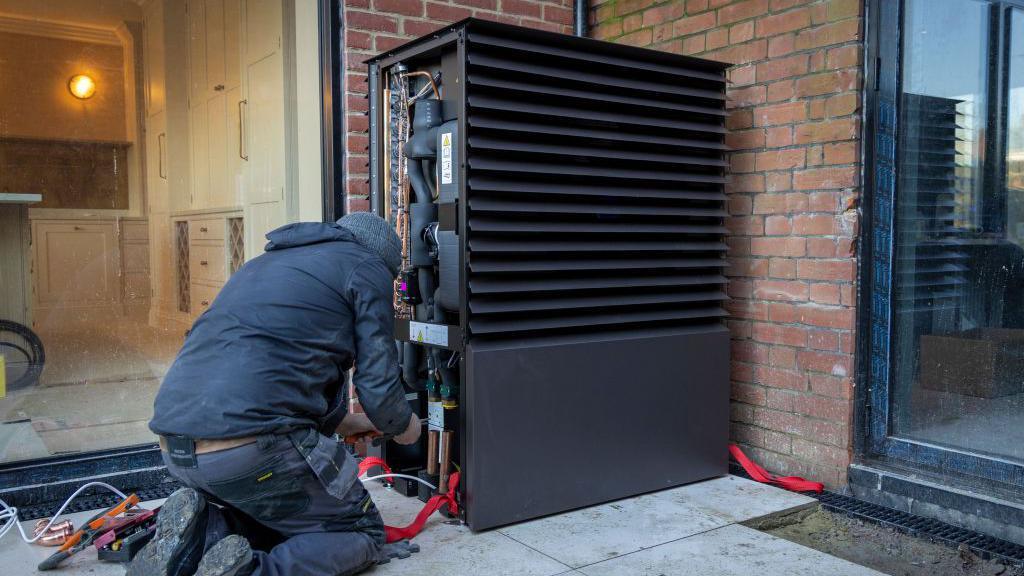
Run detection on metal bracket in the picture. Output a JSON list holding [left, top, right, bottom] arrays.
[[438, 201, 458, 232], [395, 319, 464, 351]]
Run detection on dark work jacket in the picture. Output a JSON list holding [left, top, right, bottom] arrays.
[[149, 222, 412, 439]]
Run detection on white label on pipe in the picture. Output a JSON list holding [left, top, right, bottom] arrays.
[[428, 400, 444, 432]]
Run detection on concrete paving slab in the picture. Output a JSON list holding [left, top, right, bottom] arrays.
[[497, 487, 727, 568], [577, 524, 885, 576], [495, 475, 815, 568], [655, 474, 818, 524], [364, 482, 571, 576], [0, 476, 853, 576]]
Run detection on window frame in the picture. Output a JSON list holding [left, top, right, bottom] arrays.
[[859, 0, 1024, 491], [0, 0, 345, 505]]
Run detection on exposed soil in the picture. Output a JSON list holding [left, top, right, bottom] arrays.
[[751, 506, 1024, 576]]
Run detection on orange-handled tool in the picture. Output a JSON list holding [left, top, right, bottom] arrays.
[[38, 494, 140, 571]]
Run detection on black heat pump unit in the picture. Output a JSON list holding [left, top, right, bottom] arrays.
[[366, 18, 730, 531]]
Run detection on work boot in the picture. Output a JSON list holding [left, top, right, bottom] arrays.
[[127, 487, 207, 576], [194, 535, 253, 576]]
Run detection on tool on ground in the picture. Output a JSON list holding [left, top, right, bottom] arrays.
[[94, 507, 159, 563], [37, 493, 140, 571], [729, 444, 824, 493]]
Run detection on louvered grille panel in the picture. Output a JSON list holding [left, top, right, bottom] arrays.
[[896, 94, 968, 313], [465, 31, 728, 339]]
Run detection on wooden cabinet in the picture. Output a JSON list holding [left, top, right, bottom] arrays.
[[0, 206, 32, 326], [188, 0, 207, 105], [31, 219, 152, 317], [190, 101, 210, 209], [242, 0, 286, 259], [244, 0, 281, 65], [144, 0, 166, 117], [176, 215, 242, 323], [121, 219, 151, 318], [32, 221, 120, 308], [224, 0, 241, 89], [189, 0, 243, 212]]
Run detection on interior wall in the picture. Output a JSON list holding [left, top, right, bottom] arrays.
[[0, 0, 141, 29], [0, 31, 127, 142]]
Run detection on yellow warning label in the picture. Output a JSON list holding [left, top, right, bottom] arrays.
[[441, 132, 453, 185]]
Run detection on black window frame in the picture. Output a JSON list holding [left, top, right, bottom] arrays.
[[859, 0, 1024, 494], [0, 0, 346, 508]]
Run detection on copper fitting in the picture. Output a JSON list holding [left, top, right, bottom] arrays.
[[426, 430, 439, 476], [33, 519, 74, 546], [401, 71, 439, 100], [438, 430, 453, 493]]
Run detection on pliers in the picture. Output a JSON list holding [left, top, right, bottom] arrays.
[[37, 493, 140, 571]]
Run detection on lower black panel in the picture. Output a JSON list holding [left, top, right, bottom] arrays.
[[463, 328, 729, 530]]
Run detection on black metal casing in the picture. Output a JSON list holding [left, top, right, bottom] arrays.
[[368, 19, 730, 531]]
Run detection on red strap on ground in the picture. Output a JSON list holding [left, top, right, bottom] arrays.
[[728, 444, 824, 493], [383, 472, 459, 543], [358, 457, 459, 543]]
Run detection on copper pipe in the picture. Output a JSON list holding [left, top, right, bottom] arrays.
[[426, 430, 439, 476], [33, 519, 73, 537], [33, 520, 74, 546], [401, 71, 439, 100], [438, 430, 453, 493]]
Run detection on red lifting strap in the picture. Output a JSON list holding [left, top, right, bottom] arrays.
[[357, 457, 460, 543], [728, 444, 823, 493]]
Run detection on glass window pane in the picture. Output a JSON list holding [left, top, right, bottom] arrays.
[[0, 1, 323, 465], [893, 0, 1024, 463]]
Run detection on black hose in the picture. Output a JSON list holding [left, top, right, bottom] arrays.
[[402, 341, 421, 387], [406, 160, 431, 204], [422, 159, 436, 198]]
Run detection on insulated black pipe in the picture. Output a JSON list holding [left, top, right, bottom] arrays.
[[574, 0, 589, 37], [422, 159, 436, 198], [431, 290, 458, 395], [402, 341, 420, 386], [406, 159, 432, 205], [404, 99, 442, 204]]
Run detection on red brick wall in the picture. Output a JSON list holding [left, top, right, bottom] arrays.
[[592, 0, 863, 487], [343, 0, 574, 212]]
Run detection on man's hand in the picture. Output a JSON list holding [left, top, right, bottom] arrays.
[[393, 414, 422, 445], [336, 413, 381, 443]]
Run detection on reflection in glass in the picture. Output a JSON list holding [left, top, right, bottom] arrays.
[[893, 0, 1024, 463]]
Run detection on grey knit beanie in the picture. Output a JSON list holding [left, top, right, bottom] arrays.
[[337, 212, 402, 277]]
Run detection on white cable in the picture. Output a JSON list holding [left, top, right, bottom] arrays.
[[0, 473, 436, 544], [361, 473, 437, 491], [0, 481, 128, 544]]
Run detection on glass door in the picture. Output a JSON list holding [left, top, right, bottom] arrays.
[[866, 0, 1024, 489]]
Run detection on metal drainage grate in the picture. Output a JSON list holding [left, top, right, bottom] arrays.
[[9, 481, 183, 523], [815, 490, 1024, 566], [730, 462, 1024, 566]]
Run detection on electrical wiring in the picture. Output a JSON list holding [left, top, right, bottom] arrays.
[[0, 481, 128, 544]]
